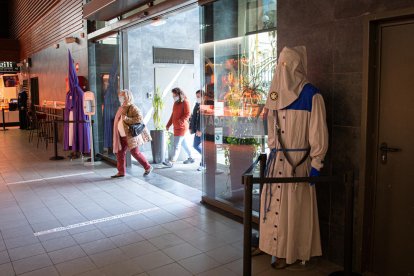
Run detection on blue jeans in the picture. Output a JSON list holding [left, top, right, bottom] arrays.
[[171, 136, 192, 162], [193, 134, 203, 165]]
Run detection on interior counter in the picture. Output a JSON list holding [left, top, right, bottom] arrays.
[[0, 108, 19, 126]]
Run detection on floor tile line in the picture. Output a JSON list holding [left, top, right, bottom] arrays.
[[33, 207, 160, 237], [6, 172, 95, 185]]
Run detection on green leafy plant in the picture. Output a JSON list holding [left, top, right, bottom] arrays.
[[226, 137, 260, 146], [166, 131, 172, 146], [226, 87, 242, 115], [152, 87, 164, 130]]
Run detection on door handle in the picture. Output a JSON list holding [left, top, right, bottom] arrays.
[[380, 142, 402, 164]]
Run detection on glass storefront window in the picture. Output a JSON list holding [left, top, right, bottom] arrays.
[[86, 0, 277, 216], [244, 0, 277, 34], [200, 0, 277, 212]]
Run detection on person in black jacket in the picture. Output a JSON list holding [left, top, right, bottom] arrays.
[[190, 90, 204, 171], [17, 86, 28, 129]]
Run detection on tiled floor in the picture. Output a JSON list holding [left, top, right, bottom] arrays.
[[0, 129, 341, 275]]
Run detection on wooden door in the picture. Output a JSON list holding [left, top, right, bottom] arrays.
[[372, 19, 414, 276]]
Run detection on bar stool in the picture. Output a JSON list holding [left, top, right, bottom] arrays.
[[29, 111, 39, 143], [44, 114, 54, 149], [36, 113, 47, 148], [28, 111, 37, 142]]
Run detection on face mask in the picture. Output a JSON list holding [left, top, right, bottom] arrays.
[[173, 96, 179, 102], [119, 96, 125, 104], [196, 98, 201, 104]]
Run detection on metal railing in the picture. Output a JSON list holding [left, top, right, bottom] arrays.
[[49, 120, 90, 161], [242, 153, 360, 276]]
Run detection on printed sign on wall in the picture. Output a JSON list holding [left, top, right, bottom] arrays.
[[215, 127, 223, 144], [0, 62, 19, 73]]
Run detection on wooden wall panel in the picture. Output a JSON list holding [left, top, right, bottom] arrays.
[[0, 39, 20, 61], [10, 0, 84, 58]]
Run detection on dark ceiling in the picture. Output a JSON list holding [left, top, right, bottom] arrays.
[[84, 0, 154, 21], [0, 0, 10, 38]]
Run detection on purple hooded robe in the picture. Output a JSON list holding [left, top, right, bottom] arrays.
[[63, 50, 91, 153]]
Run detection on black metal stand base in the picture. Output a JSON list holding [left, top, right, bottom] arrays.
[[50, 156, 65, 160], [86, 156, 102, 162], [50, 120, 65, 161], [329, 271, 362, 276], [2, 108, 8, 131]]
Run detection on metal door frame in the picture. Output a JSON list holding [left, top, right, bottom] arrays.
[[29, 77, 39, 109], [359, 7, 414, 273]]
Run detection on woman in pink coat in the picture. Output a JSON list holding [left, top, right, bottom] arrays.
[[111, 89, 153, 178]]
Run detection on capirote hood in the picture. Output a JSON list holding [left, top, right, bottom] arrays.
[[265, 46, 308, 110]]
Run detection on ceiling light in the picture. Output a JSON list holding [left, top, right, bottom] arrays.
[[150, 17, 166, 27], [65, 37, 78, 44]]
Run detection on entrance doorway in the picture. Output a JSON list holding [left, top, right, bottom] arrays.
[[30, 77, 39, 108], [123, 5, 202, 190], [154, 66, 198, 160], [363, 17, 414, 276]]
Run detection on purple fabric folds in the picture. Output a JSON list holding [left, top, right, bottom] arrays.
[[63, 50, 91, 153]]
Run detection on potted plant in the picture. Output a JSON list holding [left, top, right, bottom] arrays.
[[224, 136, 260, 199], [166, 130, 175, 161], [150, 87, 166, 164]]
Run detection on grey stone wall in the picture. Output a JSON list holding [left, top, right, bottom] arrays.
[[277, 0, 414, 266]]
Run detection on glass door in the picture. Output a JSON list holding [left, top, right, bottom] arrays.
[[122, 4, 203, 186], [200, 0, 277, 213], [88, 34, 120, 161]]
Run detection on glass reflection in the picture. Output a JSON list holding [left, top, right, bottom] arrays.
[[88, 34, 120, 159], [201, 0, 277, 210]]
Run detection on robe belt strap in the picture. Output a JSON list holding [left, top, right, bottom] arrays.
[[271, 148, 309, 152]]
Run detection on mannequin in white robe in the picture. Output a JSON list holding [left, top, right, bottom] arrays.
[[259, 46, 328, 268]]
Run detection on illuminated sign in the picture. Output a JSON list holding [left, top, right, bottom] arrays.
[[0, 62, 19, 73]]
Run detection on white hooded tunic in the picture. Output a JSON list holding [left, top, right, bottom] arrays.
[[259, 46, 328, 264]]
